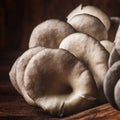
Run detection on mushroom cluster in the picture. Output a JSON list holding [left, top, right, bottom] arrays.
[[104, 24, 120, 110], [9, 4, 120, 116]]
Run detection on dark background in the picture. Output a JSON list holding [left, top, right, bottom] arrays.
[[0, 0, 120, 81], [0, 0, 120, 51]]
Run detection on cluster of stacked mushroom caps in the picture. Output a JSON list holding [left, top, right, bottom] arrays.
[[9, 4, 120, 117]]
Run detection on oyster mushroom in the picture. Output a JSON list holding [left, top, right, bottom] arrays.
[[59, 33, 109, 103]]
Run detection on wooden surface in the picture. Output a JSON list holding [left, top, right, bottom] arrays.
[[1, 52, 120, 120]]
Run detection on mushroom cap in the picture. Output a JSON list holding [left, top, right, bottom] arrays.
[[104, 61, 120, 109], [29, 19, 75, 49], [16, 47, 44, 105], [67, 4, 110, 31], [67, 4, 82, 22], [114, 79, 120, 110], [9, 57, 22, 94], [100, 40, 114, 53], [59, 33, 109, 103], [24, 48, 97, 116], [108, 47, 120, 67], [111, 17, 120, 24], [68, 14, 108, 41], [108, 24, 120, 67]]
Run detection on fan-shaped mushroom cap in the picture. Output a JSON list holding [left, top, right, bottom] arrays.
[[9, 57, 21, 94], [104, 61, 120, 109], [16, 47, 44, 105], [29, 19, 75, 49], [24, 48, 97, 116], [67, 4, 110, 31], [67, 4, 82, 22], [100, 40, 114, 53], [68, 14, 108, 41], [59, 33, 109, 103]]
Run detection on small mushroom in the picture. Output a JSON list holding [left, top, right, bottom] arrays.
[[59, 33, 109, 103], [24, 48, 97, 116], [29, 19, 75, 48], [67, 4, 110, 31], [100, 40, 114, 53], [104, 61, 120, 109], [67, 14, 108, 41]]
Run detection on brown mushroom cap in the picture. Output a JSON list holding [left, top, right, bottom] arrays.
[[29, 19, 75, 49], [59, 33, 109, 103], [24, 48, 97, 116], [100, 40, 114, 53], [67, 4, 110, 31], [9, 57, 22, 94], [16, 47, 44, 105], [67, 14, 108, 41], [104, 61, 120, 109]]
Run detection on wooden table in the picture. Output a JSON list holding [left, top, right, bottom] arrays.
[[1, 51, 120, 120]]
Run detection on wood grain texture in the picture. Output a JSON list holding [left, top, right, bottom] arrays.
[[1, 81, 120, 120], [64, 104, 120, 120]]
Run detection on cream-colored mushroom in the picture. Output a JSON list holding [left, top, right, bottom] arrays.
[[9, 57, 22, 94], [16, 47, 44, 105], [29, 19, 75, 48], [100, 40, 114, 53], [67, 4, 110, 31], [24, 48, 97, 116], [67, 14, 108, 41], [59, 33, 109, 103]]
